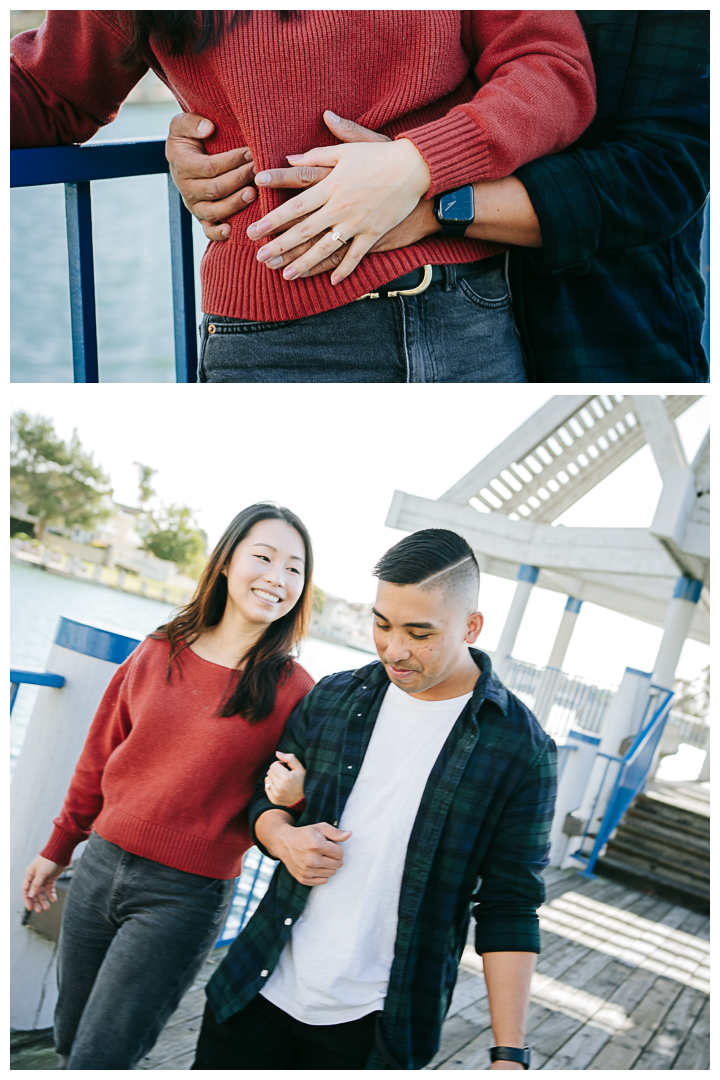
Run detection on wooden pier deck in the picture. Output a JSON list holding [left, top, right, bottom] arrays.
[[11, 868, 709, 1070]]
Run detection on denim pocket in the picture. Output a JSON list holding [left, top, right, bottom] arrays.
[[459, 267, 511, 308]]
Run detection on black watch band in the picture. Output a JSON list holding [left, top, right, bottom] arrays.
[[490, 1046, 531, 1069], [433, 185, 474, 238]]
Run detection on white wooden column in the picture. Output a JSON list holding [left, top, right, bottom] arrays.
[[548, 597, 583, 670], [493, 564, 538, 679]]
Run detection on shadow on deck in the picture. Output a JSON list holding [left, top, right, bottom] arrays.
[[10, 868, 709, 1071]]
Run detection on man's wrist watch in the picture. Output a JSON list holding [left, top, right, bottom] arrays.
[[490, 1046, 531, 1069], [433, 184, 474, 238]]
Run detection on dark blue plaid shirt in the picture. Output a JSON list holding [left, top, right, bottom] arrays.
[[511, 10, 709, 382], [205, 650, 557, 1069]]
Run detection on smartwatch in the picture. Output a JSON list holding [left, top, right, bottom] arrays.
[[489, 1046, 531, 1069], [433, 185, 474, 238]]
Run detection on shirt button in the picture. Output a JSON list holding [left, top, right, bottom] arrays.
[[260, 969, 269, 977], [284, 918, 292, 925], [348, 765, 352, 769]]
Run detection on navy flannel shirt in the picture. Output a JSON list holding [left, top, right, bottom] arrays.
[[205, 650, 557, 1069], [511, 10, 709, 383]]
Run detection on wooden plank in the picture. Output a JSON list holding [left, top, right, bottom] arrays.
[[671, 996, 710, 1070], [426, 1016, 490, 1069], [632, 985, 707, 1070], [585, 975, 684, 1070], [676, 910, 709, 936]]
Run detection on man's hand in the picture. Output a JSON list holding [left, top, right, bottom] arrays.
[[165, 113, 258, 242], [255, 809, 351, 886], [22, 856, 67, 913], [252, 111, 438, 277]]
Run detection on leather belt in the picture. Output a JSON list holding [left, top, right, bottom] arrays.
[[357, 253, 505, 300]]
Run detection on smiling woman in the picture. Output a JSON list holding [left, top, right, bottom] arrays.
[[20, 501, 316, 1069]]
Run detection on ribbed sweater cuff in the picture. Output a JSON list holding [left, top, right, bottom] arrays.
[[398, 110, 491, 198], [40, 825, 82, 867], [475, 915, 541, 955]]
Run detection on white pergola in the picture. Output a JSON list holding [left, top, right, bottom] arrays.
[[386, 395, 709, 684]]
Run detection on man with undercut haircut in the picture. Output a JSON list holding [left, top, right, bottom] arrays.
[[193, 530, 557, 1071]]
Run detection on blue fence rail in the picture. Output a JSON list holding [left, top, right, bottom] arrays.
[[10, 669, 65, 714], [11, 142, 711, 384], [570, 685, 675, 878], [11, 139, 197, 382]]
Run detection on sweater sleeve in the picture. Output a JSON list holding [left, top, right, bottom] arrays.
[[399, 10, 596, 197], [249, 683, 314, 857], [40, 653, 136, 866], [473, 739, 557, 955], [10, 10, 147, 148], [514, 10, 710, 275]]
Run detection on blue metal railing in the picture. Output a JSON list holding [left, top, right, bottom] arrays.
[[10, 669, 65, 714], [570, 684, 675, 878], [11, 145, 710, 383], [215, 848, 277, 948], [11, 139, 197, 383]]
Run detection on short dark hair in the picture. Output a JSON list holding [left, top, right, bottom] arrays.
[[373, 529, 479, 608]]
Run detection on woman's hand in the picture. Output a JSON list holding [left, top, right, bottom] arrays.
[[165, 113, 259, 242], [264, 751, 306, 807], [248, 129, 432, 285], [22, 856, 67, 913]]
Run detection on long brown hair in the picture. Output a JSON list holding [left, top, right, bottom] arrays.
[[155, 503, 313, 724], [120, 12, 297, 68]]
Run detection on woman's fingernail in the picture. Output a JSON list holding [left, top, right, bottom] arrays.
[[242, 189, 255, 202], [197, 119, 212, 136], [244, 149, 253, 161], [283, 266, 298, 280], [267, 256, 284, 269], [331, 273, 342, 286], [221, 226, 231, 238], [257, 247, 272, 263], [325, 110, 340, 122], [255, 172, 271, 185], [286, 154, 303, 162], [248, 221, 268, 238]]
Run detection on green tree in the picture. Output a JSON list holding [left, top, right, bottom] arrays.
[[673, 665, 710, 720], [141, 503, 208, 576], [133, 461, 157, 507], [10, 411, 112, 540]]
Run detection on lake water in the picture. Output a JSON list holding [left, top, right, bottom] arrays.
[[11, 102, 209, 382], [10, 561, 375, 768]]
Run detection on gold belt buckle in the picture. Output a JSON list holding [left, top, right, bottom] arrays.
[[358, 264, 433, 301]]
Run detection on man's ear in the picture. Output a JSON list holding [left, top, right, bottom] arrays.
[[465, 611, 484, 644]]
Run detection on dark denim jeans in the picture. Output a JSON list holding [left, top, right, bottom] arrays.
[[54, 832, 235, 1070], [198, 263, 527, 383]]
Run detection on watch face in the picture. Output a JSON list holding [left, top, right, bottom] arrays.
[[440, 186, 473, 224]]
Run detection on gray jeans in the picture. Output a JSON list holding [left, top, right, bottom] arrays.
[[54, 832, 235, 1069], [198, 262, 527, 382]]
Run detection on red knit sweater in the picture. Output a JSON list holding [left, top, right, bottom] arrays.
[[11, 10, 595, 322], [40, 636, 314, 879]]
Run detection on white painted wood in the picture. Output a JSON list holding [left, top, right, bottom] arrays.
[[629, 396, 686, 476]]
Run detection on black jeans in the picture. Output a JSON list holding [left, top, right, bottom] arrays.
[[54, 833, 235, 1069], [192, 994, 377, 1070], [198, 262, 527, 383]]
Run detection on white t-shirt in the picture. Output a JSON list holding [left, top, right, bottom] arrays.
[[260, 682, 472, 1025]]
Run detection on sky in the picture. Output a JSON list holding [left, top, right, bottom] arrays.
[[9, 386, 710, 688]]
